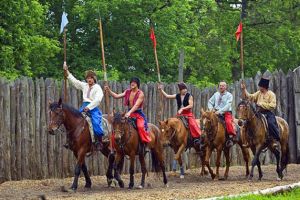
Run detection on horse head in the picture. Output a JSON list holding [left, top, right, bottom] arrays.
[[158, 119, 174, 146], [48, 98, 64, 135], [112, 111, 128, 143], [200, 108, 217, 136], [237, 100, 254, 126]]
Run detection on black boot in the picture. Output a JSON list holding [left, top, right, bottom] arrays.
[[94, 135, 103, 151], [63, 143, 69, 149]]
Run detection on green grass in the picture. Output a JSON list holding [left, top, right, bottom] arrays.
[[222, 187, 300, 200]]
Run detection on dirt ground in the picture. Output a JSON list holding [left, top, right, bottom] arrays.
[[0, 164, 299, 200]]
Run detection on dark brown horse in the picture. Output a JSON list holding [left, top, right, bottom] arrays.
[[158, 118, 207, 178], [110, 112, 168, 189], [237, 100, 289, 181], [200, 109, 251, 180], [47, 98, 123, 191]]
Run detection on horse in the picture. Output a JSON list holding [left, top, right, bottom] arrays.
[[47, 98, 123, 191], [110, 112, 168, 189], [200, 109, 251, 180], [237, 100, 289, 181], [158, 118, 207, 178]]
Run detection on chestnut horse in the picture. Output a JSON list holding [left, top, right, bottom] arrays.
[[47, 98, 123, 191], [110, 112, 168, 189], [200, 109, 251, 180], [158, 118, 207, 178], [237, 100, 289, 181]]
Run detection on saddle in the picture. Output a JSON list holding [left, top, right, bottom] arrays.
[[177, 116, 199, 151], [217, 115, 241, 142]]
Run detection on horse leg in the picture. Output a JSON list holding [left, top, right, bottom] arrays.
[[106, 152, 115, 187], [241, 145, 250, 178], [177, 154, 185, 179], [113, 153, 124, 188], [70, 149, 87, 191], [204, 148, 215, 180], [157, 151, 168, 186], [215, 146, 222, 180], [138, 154, 147, 189], [270, 146, 283, 180], [174, 143, 185, 161], [82, 162, 92, 188], [200, 152, 207, 176], [249, 145, 263, 181], [223, 148, 230, 180], [128, 153, 135, 189]]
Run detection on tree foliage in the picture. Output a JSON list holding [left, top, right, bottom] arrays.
[[1, 0, 299, 87]]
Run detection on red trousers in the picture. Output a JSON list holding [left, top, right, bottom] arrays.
[[177, 110, 201, 138], [224, 112, 235, 136], [130, 112, 151, 143]]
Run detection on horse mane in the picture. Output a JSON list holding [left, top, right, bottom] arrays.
[[238, 100, 262, 118], [113, 112, 123, 123], [49, 102, 82, 118]]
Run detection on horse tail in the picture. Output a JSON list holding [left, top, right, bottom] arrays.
[[151, 149, 161, 174], [281, 141, 289, 172]]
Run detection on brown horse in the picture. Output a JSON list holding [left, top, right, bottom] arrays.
[[47, 98, 123, 191], [237, 100, 289, 181], [110, 112, 168, 189], [200, 109, 251, 180], [158, 118, 207, 178]]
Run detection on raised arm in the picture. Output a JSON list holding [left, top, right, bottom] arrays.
[[158, 85, 176, 99], [104, 85, 126, 99], [241, 82, 259, 102], [63, 62, 85, 90]]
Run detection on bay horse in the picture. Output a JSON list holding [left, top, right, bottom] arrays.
[[200, 109, 251, 180], [158, 118, 207, 178], [47, 98, 123, 191], [237, 100, 289, 181], [110, 112, 168, 189]]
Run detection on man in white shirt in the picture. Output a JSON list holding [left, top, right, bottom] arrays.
[[208, 81, 235, 147], [63, 62, 104, 150]]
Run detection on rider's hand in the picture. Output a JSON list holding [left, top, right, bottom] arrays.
[[215, 111, 220, 115], [178, 108, 183, 115], [83, 107, 90, 112], [241, 82, 246, 90], [125, 112, 131, 118], [104, 85, 110, 91], [63, 62, 68, 71], [158, 84, 163, 90]]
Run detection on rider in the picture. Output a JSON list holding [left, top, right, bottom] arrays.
[[105, 77, 151, 154], [208, 81, 235, 147], [159, 82, 202, 147], [241, 77, 280, 145], [63, 62, 104, 150]]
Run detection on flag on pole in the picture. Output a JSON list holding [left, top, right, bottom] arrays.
[[235, 22, 243, 41], [150, 27, 156, 48], [60, 12, 69, 34]]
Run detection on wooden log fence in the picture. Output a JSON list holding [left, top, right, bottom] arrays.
[[0, 67, 300, 182]]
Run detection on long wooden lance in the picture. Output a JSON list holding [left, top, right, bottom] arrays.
[[98, 18, 110, 114], [63, 28, 68, 103]]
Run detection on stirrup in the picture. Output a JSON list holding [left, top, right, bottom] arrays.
[[63, 143, 69, 149], [225, 139, 233, 148]]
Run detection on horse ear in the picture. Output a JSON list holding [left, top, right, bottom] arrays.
[[201, 108, 205, 115], [58, 98, 62, 106]]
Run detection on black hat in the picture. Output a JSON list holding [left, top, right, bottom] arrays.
[[258, 77, 269, 89], [177, 82, 187, 91], [130, 77, 140, 88]]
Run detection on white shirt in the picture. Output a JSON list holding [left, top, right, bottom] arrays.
[[208, 91, 233, 114], [67, 73, 103, 110]]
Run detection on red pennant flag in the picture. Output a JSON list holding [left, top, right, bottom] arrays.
[[235, 22, 243, 41], [150, 27, 156, 48]]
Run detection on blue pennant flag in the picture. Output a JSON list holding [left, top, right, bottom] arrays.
[[60, 12, 69, 34]]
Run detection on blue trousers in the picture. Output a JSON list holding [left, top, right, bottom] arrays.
[[79, 102, 103, 136]]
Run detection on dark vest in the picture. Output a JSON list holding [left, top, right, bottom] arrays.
[[176, 93, 191, 111]]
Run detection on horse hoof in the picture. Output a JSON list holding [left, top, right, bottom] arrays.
[[211, 174, 216, 180], [118, 181, 125, 188], [84, 185, 91, 189], [60, 186, 69, 193], [164, 184, 169, 188], [180, 175, 184, 179], [70, 187, 77, 192], [137, 185, 144, 189]]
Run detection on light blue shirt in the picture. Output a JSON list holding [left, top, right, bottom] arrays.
[[208, 91, 233, 114]]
